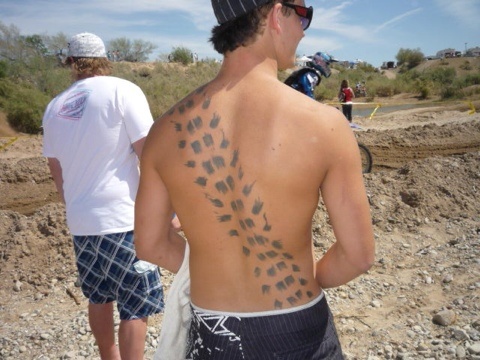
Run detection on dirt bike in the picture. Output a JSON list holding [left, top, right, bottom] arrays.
[[355, 86, 367, 97], [357, 141, 373, 173], [348, 123, 373, 173]]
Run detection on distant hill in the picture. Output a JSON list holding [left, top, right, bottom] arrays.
[[380, 57, 480, 80], [412, 57, 480, 76]]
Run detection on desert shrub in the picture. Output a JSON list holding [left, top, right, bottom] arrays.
[[110, 62, 136, 80], [187, 61, 221, 85], [391, 77, 414, 94], [314, 85, 337, 102], [417, 83, 431, 100], [0, 60, 7, 78], [439, 83, 465, 99], [356, 63, 377, 73], [0, 80, 49, 133], [169, 47, 193, 66], [375, 85, 394, 97], [38, 66, 71, 98], [463, 73, 480, 86], [396, 48, 424, 70], [422, 67, 456, 84], [136, 66, 152, 78], [128, 61, 221, 118], [3, 42, 480, 134], [460, 61, 472, 71]]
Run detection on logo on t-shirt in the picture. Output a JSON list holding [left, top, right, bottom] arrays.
[[58, 90, 92, 120]]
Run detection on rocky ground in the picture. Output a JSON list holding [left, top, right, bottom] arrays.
[[0, 100, 479, 359]]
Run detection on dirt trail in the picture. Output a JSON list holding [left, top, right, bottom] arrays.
[[1, 105, 480, 359]]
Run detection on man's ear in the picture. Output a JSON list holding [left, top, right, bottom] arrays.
[[268, 2, 284, 33]]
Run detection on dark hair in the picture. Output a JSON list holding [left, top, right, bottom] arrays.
[[209, 0, 293, 54]]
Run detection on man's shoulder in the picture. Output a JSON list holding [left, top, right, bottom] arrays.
[[87, 75, 136, 88], [92, 76, 145, 97]]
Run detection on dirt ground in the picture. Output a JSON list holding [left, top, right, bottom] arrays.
[[0, 98, 479, 359]]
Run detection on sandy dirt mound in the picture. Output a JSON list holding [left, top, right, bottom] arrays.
[[1, 105, 480, 359]]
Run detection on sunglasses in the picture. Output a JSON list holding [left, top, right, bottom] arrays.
[[282, 3, 313, 31]]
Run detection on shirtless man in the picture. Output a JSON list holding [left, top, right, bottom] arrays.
[[135, 0, 375, 358]]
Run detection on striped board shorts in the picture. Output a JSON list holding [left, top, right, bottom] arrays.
[[185, 292, 344, 359], [73, 230, 164, 320]]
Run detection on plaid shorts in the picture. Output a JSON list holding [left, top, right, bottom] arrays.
[[73, 230, 164, 320]]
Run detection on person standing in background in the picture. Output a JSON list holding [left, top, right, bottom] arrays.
[[42, 32, 167, 359], [339, 79, 355, 122]]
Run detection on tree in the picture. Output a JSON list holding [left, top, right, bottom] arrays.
[[0, 22, 59, 69], [24, 35, 47, 56], [396, 48, 424, 70], [108, 37, 156, 62], [169, 46, 193, 65], [43, 32, 69, 59], [0, 22, 24, 62]]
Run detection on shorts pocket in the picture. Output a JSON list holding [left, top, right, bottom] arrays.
[[133, 260, 157, 273]]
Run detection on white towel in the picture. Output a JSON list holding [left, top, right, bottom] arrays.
[[154, 245, 191, 360]]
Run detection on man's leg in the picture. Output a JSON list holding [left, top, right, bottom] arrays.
[[119, 317, 148, 360], [89, 302, 121, 360]]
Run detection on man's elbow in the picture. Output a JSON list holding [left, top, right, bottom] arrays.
[[353, 248, 375, 274], [359, 254, 375, 273]]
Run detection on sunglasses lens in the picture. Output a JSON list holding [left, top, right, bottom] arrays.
[[295, 6, 308, 17], [284, 3, 312, 30], [300, 17, 309, 30]]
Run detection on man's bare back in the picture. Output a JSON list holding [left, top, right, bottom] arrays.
[[138, 69, 366, 312], [135, 2, 374, 357]]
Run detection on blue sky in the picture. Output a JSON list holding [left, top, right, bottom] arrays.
[[1, 0, 479, 67]]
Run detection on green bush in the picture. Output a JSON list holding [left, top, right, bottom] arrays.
[[0, 60, 7, 79], [441, 86, 461, 100], [115, 61, 220, 119], [0, 79, 50, 133], [418, 84, 431, 100], [422, 67, 456, 84], [2, 48, 479, 135], [136, 66, 152, 78], [460, 61, 472, 71], [396, 48, 425, 69], [463, 73, 480, 86], [375, 85, 394, 97], [169, 47, 193, 66]]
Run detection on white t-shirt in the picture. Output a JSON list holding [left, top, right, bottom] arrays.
[[42, 76, 154, 235]]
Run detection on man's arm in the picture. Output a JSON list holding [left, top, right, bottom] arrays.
[[134, 141, 186, 273], [315, 118, 375, 288], [47, 157, 65, 204], [133, 136, 182, 232]]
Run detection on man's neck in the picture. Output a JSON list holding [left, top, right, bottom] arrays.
[[219, 45, 279, 82], [76, 74, 98, 81]]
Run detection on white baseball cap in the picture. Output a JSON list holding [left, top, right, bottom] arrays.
[[67, 32, 106, 58]]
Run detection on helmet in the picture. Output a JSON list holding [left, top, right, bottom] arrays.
[[309, 51, 338, 78], [305, 62, 323, 82]]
